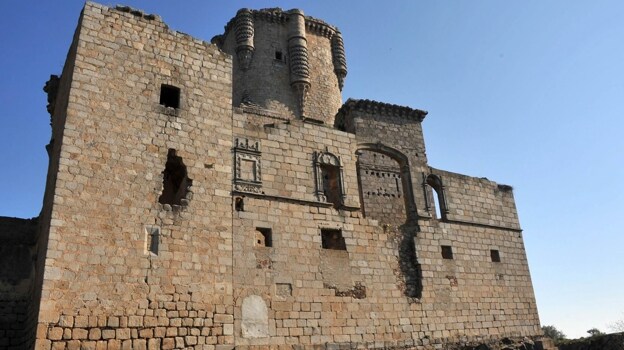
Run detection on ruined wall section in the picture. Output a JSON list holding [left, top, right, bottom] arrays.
[[0, 217, 37, 347], [230, 111, 423, 347], [335, 99, 541, 343], [356, 151, 406, 224], [36, 3, 234, 349], [337, 99, 427, 221], [416, 219, 541, 339], [227, 110, 542, 348], [425, 168, 521, 229], [415, 168, 539, 339]]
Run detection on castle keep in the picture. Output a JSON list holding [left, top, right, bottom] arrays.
[[0, 3, 551, 349]]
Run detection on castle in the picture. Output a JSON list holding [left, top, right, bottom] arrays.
[[0, 3, 553, 349]]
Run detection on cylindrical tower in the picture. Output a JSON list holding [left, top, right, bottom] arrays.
[[213, 8, 347, 124]]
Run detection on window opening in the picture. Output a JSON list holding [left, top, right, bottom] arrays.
[[490, 249, 501, 262], [235, 197, 245, 211], [160, 84, 180, 109], [145, 226, 160, 256], [321, 229, 346, 251], [426, 174, 447, 220], [441, 245, 454, 260], [159, 149, 192, 206], [321, 164, 341, 208], [255, 227, 272, 247], [431, 186, 442, 219], [275, 50, 283, 61]]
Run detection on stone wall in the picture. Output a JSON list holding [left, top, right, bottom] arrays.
[[0, 217, 37, 348], [35, 3, 235, 349], [29, 2, 546, 349]]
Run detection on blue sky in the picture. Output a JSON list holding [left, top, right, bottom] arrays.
[[1, 0, 623, 339]]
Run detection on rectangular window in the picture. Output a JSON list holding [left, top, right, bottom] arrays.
[[321, 229, 346, 250], [160, 84, 180, 108], [255, 227, 272, 247], [490, 249, 501, 262], [441, 245, 453, 260], [145, 226, 160, 256]]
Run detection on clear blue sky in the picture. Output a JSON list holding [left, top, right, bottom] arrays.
[[1, 0, 623, 339]]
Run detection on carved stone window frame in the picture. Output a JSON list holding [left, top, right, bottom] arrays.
[[313, 151, 346, 205], [234, 138, 262, 194], [423, 173, 449, 219]]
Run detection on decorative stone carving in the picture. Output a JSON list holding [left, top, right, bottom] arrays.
[[234, 9, 254, 71], [287, 10, 311, 118], [331, 32, 347, 91], [234, 138, 262, 194], [423, 173, 449, 216], [313, 151, 345, 206]]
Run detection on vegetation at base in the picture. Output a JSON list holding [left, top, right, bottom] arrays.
[[542, 325, 566, 344]]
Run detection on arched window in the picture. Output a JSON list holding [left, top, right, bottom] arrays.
[[314, 151, 345, 208], [425, 174, 448, 220]]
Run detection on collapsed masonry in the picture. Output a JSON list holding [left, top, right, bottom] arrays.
[[0, 3, 554, 349]]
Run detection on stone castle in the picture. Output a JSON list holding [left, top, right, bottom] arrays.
[[0, 3, 554, 349]]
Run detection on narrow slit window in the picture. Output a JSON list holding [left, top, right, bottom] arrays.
[[490, 249, 501, 262], [321, 229, 346, 251], [145, 226, 160, 256], [441, 245, 453, 260], [160, 84, 180, 109], [255, 227, 272, 247], [431, 186, 442, 219]]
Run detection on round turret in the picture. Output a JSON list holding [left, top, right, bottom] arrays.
[[213, 8, 347, 124]]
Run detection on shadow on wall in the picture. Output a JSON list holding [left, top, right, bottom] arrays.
[[0, 217, 38, 345], [392, 224, 423, 300]]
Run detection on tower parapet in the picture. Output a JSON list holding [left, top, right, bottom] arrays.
[[213, 8, 347, 124]]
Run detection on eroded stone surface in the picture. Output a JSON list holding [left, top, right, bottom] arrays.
[[241, 295, 269, 338]]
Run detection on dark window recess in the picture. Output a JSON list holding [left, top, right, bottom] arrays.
[[491, 249, 501, 262], [159, 149, 192, 206], [255, 227, 272, 247], [441, 245, 454, 260], [147, 226, 160, 255], [321, 229, 346, 250], [321, 164, 341, 208], [160, 84, 180, 108], [235, 197, 244, 211], [275, 50, 283, 61], [149, 231, 159, 255]]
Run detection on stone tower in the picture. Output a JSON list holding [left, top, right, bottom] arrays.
[[212, 8, 347, 124], [0, 3, 555, 349]]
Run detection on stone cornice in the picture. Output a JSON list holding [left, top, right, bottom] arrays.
[[216, 8, 339, 45], [337, 99, 428, 122]]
